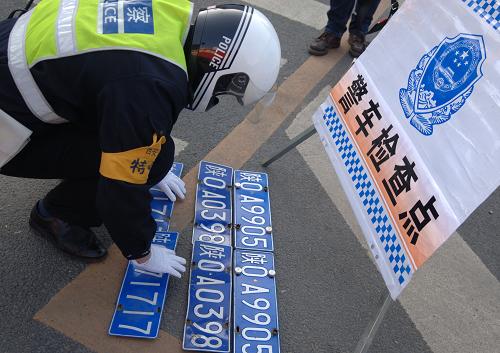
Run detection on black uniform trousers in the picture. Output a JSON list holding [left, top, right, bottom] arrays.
[[1, 124, 103, 227]]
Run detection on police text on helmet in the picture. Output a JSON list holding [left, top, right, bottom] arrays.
[[209, 36, 232, 70]]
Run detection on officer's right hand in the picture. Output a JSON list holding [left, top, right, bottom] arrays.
[[132, 245, 187, 278]]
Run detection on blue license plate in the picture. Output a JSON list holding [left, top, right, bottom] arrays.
[[192, 161, 233, 246], [183, 241, 232, 352], [234, 170, 274, 252], [149, 162, 183, 232], [109, 232, 179, 338], [233, 249, 280, 353]]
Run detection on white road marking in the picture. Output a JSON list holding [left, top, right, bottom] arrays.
[[280, 58, 288, 69], [400, 234, 500, 353], [286, 86, 500, 353], [172, 137, 188, 157], [244, 0, 329, 30]]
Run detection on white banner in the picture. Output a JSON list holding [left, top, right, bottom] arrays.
[[313, 0, 500, 298]]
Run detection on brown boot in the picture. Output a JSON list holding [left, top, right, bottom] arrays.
[[348, 33, 367, 58], [309, 32, 341, 56]]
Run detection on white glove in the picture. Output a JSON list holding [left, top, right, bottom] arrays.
[[158, 171, 186, 201], [132, 245, 187, 278]]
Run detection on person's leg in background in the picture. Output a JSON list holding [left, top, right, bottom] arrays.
[[1, 124, 107, 259], [348, 0, 382, 57], [309, 0, 356, 56]]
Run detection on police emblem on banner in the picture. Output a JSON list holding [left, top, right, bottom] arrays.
[[399, 34, 486, 136]]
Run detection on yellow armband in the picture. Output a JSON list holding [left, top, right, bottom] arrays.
[[99, 134, 167, 184]]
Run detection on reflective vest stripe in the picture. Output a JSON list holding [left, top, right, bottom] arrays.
[[57, 0, 79, 56], [8, 10, 67, 124], [181, 1, 194, 46], [117, 1, 125, 34]]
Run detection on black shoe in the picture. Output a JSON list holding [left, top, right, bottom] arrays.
[[29, 202, 107, 260], [348, 33, 367, 58], [309, 32, 341, 56]]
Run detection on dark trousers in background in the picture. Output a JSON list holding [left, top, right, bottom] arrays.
[[326, 0, 382, 37], [1, 125, 102, 227]]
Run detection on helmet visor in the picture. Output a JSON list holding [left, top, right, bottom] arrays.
[[213, 73, 250, 104], [209, 73, 278, 116]]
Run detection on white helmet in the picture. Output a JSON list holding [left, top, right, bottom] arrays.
[[185, 4, 281, 112]]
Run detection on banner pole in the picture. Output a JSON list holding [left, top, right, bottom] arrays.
[[262, 125, 317, 167], [353, 290, 393, 353]]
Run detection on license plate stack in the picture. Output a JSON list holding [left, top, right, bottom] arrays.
[[183, 161, 281, 353], [108, 163, 184, 339]]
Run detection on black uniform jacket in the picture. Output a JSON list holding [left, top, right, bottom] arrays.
[[0, 18, 189, 259]]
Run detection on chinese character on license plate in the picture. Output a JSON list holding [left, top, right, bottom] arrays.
[[234, 249, 280, 353], [109, 232, 179, 339], [149, 162, 183, 232], [192, 161, 233, 246], [183, 241, 232, 352], [234, 170, 274, 252]]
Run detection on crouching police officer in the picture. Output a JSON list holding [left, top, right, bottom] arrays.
[[0, 0, 281, 277]]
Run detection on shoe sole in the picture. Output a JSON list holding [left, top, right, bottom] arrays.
[[308, 47, 328, 56], [29, 217, 107, 261], [308, 43, 340, 56]]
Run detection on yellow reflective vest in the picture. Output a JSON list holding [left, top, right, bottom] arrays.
[[8, 0, 193, 124]]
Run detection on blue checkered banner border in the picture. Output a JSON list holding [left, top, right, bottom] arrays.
[[463, 0, 500, 30], [320, 105, 412, 287]]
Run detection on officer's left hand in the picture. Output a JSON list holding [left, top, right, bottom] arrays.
[[158, 171, 186, 201]]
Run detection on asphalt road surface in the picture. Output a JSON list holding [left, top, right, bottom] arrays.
[[0, 1, 499, 353]]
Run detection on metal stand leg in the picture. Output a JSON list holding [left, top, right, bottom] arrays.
[[262, 125, 317, 167], [353, 291, 393, 353]]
